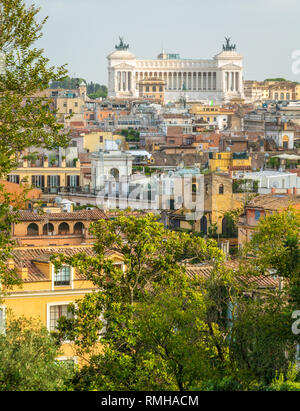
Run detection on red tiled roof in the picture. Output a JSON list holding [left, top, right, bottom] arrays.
[[184, 262, 280, 289], [16, 209, 107, 222], [11, 246, 96, 282]]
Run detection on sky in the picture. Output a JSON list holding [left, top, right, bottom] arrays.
[[25, 0, 300, 85]]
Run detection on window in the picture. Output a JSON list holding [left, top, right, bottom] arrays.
[[48, 175, 60, 188], [31, 175, 45, 188], [54, 266, 71, 286], [67, 175, 79, 188], [0, 307, 5, 334], [75, 102, 78, 107], [152, 86, 156, 92], [99, 136, 103, 143], [56, 356, 78, 367], [27, 223, 39, 236], [254, 210, 261, 221], [43, 223, 54, 236], [74, 222, 84, 235], [159, 86, 163, 92], [58, 222, 70, 235], [219, 184, 224, 194], [8, 175, 19, 184], [48, 304, 73, 332]]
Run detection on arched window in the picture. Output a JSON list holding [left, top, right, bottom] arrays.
[[27, 223, 39, 236], [280, 93, 284, 100], [43, 223, 54, 235], [58, 222, 70, 235], [219, 184, 224, 194], [110, 168, 119, 181], [74, 222, 84, 235]]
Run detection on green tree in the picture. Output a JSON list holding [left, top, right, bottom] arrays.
[[0, 0, 69, 292], [0, 0, 69, 176], [51, 214, 229, 390], [0, 316, 74, 391], [53, 211, 300, 391], [230, 208, 300, 387]]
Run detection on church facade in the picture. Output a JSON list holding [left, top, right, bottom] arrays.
[[107, 38, 244, 103]]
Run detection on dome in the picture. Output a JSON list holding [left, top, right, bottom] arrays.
[[107, 49, 136, 60]]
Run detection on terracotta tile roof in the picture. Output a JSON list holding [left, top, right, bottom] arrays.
[[15, 209, 107, 222], [10, 244, 280, 288], [11, 245, 97, 282], [184, 262, 280, 289], [247, 194, 300, 211], [185, 264, 213, 279]]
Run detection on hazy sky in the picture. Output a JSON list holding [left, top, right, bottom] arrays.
[[25, 0, 300, 85]]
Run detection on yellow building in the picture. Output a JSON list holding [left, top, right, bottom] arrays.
[[244, 80, 300, 102], [138, 77, 165, 104], [209, 151, 252, 172], [188, 104, 234, 130], [244, 80, 269, 102], [2, 245, 124, 364], [168, 173, 249, 237], [268, 81, 300, 101], [7, 156, 81, 194], [82, 131, 128, 153]]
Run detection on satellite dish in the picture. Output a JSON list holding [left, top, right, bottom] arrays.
[[55, 197, 62, 204]]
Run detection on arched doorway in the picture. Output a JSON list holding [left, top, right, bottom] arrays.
[[282, 135, 289, 149], [200, 216, 207, 235], [110, 168, 119, 181], [58, 222, 70, 235], [222, 216, 237, 238], [43, 223, 54, 235], [27, 223, 39, 236], [74, 222, 84, 235]]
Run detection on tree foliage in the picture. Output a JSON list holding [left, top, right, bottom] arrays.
[[0, 0, 70, 292], [0, 0, 70, 176], [0, 316, 74, 391], [50, 211, 300, 391]]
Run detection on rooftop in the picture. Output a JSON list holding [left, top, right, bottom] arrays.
[[247, 193, 300, 210], [15, 209, 107, 222]]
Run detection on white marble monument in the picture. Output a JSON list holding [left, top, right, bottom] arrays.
[[107, 37, 244, 103]]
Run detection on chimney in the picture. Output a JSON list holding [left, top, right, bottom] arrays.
[[18, 266, 28, 280], [287, 189, 292, 195], [271, 187, 276, 194], [293, 187, 298, 196]]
